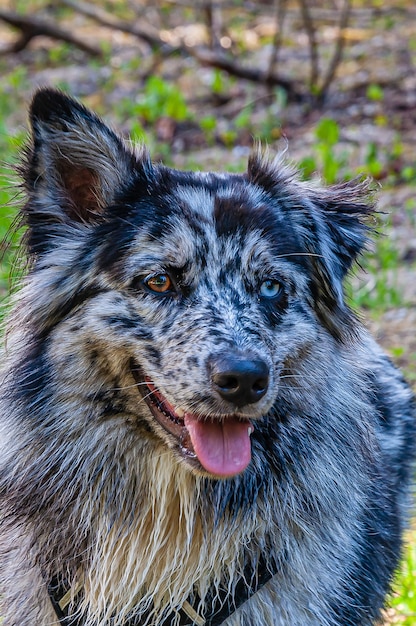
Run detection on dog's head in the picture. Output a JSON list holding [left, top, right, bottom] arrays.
[[17, 89, 374, 478]]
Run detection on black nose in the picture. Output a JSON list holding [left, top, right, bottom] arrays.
[[209, 353, 269, 407]]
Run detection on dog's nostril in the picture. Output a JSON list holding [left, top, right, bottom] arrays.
[[210, 354, 270, 407], [253, 378, 268, 393], [213, 374, 240, 393]]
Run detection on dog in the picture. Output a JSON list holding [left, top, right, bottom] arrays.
[[0, 88, 414, 626]]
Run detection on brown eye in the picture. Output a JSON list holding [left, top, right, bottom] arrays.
[[145, 273, 173, 294]]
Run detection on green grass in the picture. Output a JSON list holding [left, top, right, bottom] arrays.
[[347, 226, 404, 313], [0, 160, 24, 296], [387, 529, 416, 624]]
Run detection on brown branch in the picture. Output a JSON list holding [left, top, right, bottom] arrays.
[[202, 0, 223, 51], [190, 47, 303, 99], [60, 0, 173, 51], [61, 0, 304, 100], [267, 0, 288, 83], [0, 9, 102, 56], [298, 0, 319, 90], [318, 0, 352, 100]]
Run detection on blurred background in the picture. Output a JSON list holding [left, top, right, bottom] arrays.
[[0, 1, 415, 623]]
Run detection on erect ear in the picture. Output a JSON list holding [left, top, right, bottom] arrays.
[[247, 153, 375, 341], [301, 181, 375, 340], [22, 89, 153, 252]]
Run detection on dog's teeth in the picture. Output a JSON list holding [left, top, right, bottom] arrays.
[[176, 408, 185, 418], [248, 425, 254, 436]]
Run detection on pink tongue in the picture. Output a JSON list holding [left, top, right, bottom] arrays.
[[184, 414, 252, 477]]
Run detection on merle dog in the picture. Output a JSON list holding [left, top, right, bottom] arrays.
[[0, 88, 414, 626]]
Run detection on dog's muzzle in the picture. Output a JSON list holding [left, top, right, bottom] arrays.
[[130, 353, 271, 478]]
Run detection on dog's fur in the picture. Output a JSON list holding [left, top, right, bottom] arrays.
[[0, 89, 415, 626]]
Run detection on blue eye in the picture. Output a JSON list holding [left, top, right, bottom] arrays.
[[260, 279, 282, 299]]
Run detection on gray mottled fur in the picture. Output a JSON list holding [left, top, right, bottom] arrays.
[[0, 89, 414, 626]]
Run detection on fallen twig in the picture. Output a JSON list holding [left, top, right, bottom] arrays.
[[61, 0, 304, 100], [61, 0, 174, 52], [0, 9, 102, 56], [189, 47, 303, 99]]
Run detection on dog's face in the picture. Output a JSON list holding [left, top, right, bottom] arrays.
[[18, 89, 373, 479]]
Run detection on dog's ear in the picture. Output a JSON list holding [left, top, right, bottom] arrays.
[[22, 89, 153, 254], [301, 181, 375, 340], [247, 153, 375, 340]]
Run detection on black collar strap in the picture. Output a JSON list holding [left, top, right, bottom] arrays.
[[48, 556, 274, 626]]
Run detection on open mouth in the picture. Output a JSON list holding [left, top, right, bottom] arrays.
[[131, 361, 253, 478]]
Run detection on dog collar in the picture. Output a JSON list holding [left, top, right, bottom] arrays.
[[48, 556, 274, 625]]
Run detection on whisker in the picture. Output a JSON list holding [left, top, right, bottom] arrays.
[[277, 386, 303, 391], [109, 382, 150, 392], [279, 374, 305, 379], [275, 252, 324, 259]]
